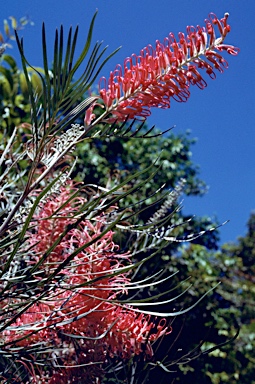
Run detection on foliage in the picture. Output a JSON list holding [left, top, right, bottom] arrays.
[[74, 127, 222, 250], [211, 213, 255, 384], [0, 16, 35, 133], [0, 15, 34, 51], [150, 213, 255, 384]]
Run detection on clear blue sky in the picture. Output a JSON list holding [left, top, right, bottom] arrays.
[[3, 0, 255, 244]]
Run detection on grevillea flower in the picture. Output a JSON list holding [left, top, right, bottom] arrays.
[[1, 182, 170, 383], [96, 12, 239, 122]]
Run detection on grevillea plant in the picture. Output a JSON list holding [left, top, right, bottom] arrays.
[[0, 10, 238, 384]]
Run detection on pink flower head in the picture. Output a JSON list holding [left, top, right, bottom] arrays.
[[2, 182, 170, 383], [98, 12, 239, 122]]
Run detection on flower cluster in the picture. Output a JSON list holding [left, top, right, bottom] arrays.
[[96, 13, 239, 122], [1, 182, 170, 383]]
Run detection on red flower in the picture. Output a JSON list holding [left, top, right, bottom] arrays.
[[97, 13, 239, 122], [2, 182, 170, 383]]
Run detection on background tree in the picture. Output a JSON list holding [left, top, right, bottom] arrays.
[[151, 213, 255, 384]]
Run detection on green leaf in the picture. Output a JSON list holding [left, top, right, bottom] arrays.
[[3, 20, 10, 38], [9, 16, 17, 30]]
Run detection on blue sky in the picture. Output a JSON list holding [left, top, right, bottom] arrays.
[[3, 0, 255, 244]]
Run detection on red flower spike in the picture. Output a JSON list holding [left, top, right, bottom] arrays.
[[98, 12, 239, 122]]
